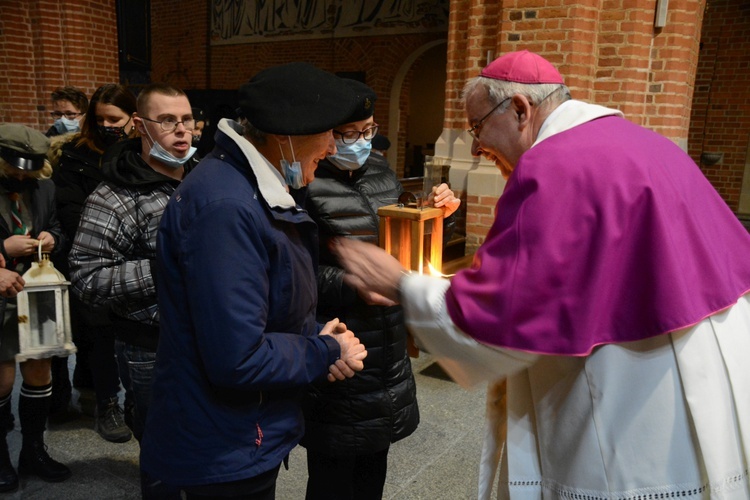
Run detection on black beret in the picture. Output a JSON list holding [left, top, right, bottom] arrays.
[[371, 134, 391, 151], [0, 124, 49, 171], [191, 108, 206, 122], [341, 79, 377, 123], [238, 62, 358, 136]]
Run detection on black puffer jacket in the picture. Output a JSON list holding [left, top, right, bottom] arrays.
[[300, 153, 420, 456]]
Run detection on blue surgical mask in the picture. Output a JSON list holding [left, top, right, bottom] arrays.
[[328, 138, 371, 171], [143, 126, 196, 169], [54, 116, 80, 134], [279, 138, 304, 189]]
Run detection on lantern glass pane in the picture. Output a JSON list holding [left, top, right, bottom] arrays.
[[28, 291, 57, 347]]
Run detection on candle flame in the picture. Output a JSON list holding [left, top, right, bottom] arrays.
[[426, 260, 454, 278]]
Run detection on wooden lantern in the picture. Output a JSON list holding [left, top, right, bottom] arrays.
[[378, 203, 444, 357], [377, 204, 443, 275]]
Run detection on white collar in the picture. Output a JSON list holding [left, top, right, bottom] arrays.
[[533, 100, 624, 148], [217, 119, 296, 210]]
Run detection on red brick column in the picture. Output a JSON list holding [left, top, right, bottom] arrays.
[[440, 0, 707, 250], [688, 0, 750, 211]]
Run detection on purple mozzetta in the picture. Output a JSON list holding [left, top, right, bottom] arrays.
[[446, 115, 750, 355]]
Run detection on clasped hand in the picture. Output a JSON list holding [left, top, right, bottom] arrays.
[[319, 318, 367, 382]]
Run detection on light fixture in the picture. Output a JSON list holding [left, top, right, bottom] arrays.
[[700, 152, 723, 166]]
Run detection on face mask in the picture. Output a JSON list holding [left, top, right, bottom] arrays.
[[97, 123, 129, 148], [143, 124, 196, 169], [279, 138, 304, 189], [191, 134, 202, 146], [0, 176, 35, 193], [328, 138, 372, 171], [54, 116, 80, 134]]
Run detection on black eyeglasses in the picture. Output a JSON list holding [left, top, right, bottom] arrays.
[[467, 97, 510, 140], [50, 111, 82, 119], [141, 116, 195, 132], [333, 125, 379, 145]]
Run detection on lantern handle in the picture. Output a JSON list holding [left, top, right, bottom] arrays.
[[37, 239, 43, 262]]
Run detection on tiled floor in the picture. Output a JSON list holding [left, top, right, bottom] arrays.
[[3, 353, 489, 499]]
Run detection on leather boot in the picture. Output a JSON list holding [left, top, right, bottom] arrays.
[[95, 397, 132, 443], [0, 434, 18, 492], [17, 437, 71, 482], [18, 382, 70, 481]]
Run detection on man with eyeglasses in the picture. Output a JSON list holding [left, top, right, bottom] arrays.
[[69, 82, 198, 498], [330, 50, 750, 498], [45, 86, 88, 137]]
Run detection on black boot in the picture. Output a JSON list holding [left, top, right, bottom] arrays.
[[18, 382, 71, 482], [0, 393, 17, 491], [18, 437, 71, 482], [0, 434, 18, 492]]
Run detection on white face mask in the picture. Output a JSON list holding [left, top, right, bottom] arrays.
[[54, 116, 80, 134], [279, 138, 303, 189], [142, 124, 196, 169]]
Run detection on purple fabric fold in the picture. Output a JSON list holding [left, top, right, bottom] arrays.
[[446, 115, 750, 355]]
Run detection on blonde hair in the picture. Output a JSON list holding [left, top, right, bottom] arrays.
[[0, 157, 53, 180]]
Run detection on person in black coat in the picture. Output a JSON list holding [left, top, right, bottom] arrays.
[[51, 83, 137, 443], [300, 80, 460, 500]]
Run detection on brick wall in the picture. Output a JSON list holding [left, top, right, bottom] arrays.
[[465, 194, 498, 251], [688, 0, 750, 210], [0, 0, 119, 130], [150, 14, 445, 177], [4, 0, 745, 252], [443, 0, 709, 249], [150, 0, 209, 90]]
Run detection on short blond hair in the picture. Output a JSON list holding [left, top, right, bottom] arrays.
[[0, 157, 53, 180]]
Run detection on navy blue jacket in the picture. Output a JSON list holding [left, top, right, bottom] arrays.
[[140, 120, 341, 486]]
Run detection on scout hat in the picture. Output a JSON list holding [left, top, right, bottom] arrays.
[[0, 124, 50, 171]]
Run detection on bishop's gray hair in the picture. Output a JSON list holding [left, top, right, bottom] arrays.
[[463, 77, 571, 112]]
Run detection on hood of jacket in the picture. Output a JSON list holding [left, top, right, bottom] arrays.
[[100, 137, 182, 188], [47, 131, 80, 169]]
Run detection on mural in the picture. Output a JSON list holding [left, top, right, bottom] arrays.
[[211, 0, 449, 44]]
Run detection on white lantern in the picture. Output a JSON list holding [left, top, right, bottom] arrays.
[[14, 245, 76, 362]]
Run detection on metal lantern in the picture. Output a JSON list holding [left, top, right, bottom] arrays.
[[15, 245, 75, 362]]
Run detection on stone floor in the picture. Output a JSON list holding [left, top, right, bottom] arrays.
[[3, 353, 492, 499]]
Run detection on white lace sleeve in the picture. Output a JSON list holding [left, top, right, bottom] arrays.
[[401, 274, 539, 388]]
